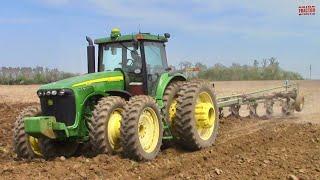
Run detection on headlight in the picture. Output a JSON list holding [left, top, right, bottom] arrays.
[[51, 90, 57, 96], [46, 91, 51, 96], [37, 91, 43, 97], [58, 90, 65, 96]]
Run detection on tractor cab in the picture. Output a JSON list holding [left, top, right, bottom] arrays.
[[92, 28, 170, 96]]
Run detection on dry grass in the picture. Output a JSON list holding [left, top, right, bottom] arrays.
[[0, 85, 39, 104]]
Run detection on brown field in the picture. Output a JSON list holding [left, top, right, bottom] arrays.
[[0, 80, 319, 179]]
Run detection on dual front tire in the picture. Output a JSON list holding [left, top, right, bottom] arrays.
[[90, 96, 126, 154], [13, 106, 42, 159], [90, 95, 163, 161], [13, 106, 79, 159], [121, 96, 163, 161]]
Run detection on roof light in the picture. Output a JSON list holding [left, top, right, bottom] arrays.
[[111, 28, 121, 38], [136, 34, 144, 40]]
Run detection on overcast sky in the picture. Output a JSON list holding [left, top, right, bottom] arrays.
[[0, 0, 319, 79]]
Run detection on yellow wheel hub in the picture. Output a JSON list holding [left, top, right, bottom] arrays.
[[28, 136, 42, 156], [168, 98, 177, 123], [138, 107, 160, 153], [107, 108, 123, 151], [195, 92, 216, 140]]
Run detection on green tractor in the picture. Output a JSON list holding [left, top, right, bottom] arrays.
[[13, 28, 219, 161]]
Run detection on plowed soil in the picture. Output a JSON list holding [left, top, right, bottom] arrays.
[[0, 81, 319, 179]]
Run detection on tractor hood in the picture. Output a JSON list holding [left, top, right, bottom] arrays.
[[39, 71, 124, 90]]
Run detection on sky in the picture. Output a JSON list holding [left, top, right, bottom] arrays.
[[0, 0, 319, 79]]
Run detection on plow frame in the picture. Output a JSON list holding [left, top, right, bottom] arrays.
[[216, 81, 301, 118]]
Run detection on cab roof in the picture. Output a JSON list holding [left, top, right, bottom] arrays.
[[94, 33, 168, 44]]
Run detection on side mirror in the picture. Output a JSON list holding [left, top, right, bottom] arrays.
[[86, 36, 95, 73]]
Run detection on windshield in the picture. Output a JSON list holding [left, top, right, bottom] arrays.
[[100, 42, 142, 73]]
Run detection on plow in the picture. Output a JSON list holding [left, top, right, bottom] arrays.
[[13, 28, 304, 161], [217, 81, 304, 119]]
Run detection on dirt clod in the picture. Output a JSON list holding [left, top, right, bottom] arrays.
[[288, 174, 299, 180], [214, 168, 223, 175], [59, 156, 66, 161]]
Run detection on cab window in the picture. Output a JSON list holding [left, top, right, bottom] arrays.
[[101, 42, 142, 73], [144, 42, 168, 75]]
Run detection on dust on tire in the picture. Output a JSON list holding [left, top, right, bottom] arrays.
[[91, 96, 126, 154], [120, 95, 163, 161], [13, 105, 41, 159], [175, 80, 219, 150]]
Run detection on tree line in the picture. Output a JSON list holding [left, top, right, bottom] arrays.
[[0, 67, 78, 85], [0, 57, 303, 85], [176, 57, 303, 81]]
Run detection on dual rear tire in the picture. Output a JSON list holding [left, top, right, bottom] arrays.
[[161, 80, 219, 151], [175, 80, 219, 150]]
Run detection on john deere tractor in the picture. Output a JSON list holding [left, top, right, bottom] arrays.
[[13, 28, 219, 161]]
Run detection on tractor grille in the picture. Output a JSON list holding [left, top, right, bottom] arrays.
[[40, 90, 76, 126]]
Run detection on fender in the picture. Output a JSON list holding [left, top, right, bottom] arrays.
[[155, 72, 186, 108], [106, 90, 132, 100]]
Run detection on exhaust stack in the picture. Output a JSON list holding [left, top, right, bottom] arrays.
[[86, 36, 95, 73]]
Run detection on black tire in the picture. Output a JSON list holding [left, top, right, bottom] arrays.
[[77, 110, 96, 156], [161, 81, 184, 148], [79, 98, 101, 156], [13, 105, 41, 159], [91, 96, 126, 154], [38, 138, 57, 159], [175, 80, 219, 150], [121, 95, 163, 161], [39, 138, 79, 159]]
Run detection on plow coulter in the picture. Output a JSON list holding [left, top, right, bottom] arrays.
[[217, 81, 304, 119]]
